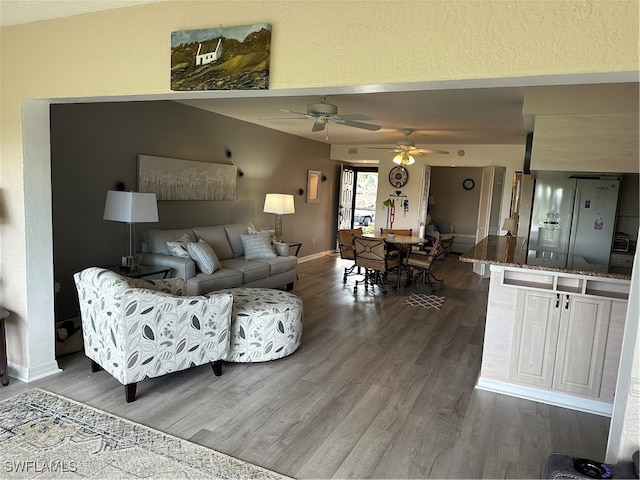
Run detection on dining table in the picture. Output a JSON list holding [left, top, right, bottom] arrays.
[[364, 233, 431, 288]]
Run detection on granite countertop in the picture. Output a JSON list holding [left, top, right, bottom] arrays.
[[459, 235, 632, 280]]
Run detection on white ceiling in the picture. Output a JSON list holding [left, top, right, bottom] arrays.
[[0, 0, 167, 27], [176, 86, 528, 147]]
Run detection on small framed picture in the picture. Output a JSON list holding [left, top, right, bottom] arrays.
[[307, 170, 321, 203]]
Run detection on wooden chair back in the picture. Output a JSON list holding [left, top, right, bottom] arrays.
[[380, 228, 413, 236], [337, 228, 362, 260]]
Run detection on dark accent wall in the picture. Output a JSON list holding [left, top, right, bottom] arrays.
[[51, 101, 336, 321]]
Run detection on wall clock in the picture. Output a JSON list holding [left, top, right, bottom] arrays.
[[463, 178, 475, 190], [389, 166, 409, 188]]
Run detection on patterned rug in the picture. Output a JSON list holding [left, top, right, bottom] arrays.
[[0, 388, 291, 479], [404, 293, 446, 310]]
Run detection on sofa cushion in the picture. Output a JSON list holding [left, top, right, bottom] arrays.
[[224, 222, 255, 257], [193, 226, 234, 260], [241, 233, 277, 260], [144, 229, 195, 256], [187, 239, 222, 274], [220, 258, 270, 283], [186, 269, 244, 295], [254, 255, 298, 275]]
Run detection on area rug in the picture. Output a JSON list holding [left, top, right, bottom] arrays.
[[0, 388, 291, 479], [404, 293, 446, 310]]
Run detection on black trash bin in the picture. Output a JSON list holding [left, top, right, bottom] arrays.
[[543, 451, 638, 479]]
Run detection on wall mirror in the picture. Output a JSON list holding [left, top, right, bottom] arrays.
[[307, 170, 321, 203]]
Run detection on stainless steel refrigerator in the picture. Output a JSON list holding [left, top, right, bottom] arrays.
[[527, 178, 620, 269]]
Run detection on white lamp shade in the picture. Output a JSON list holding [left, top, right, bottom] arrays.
[[501, 217, 518, 232], [263, 193, 295, 215], [393, 153, 416, 166], [103, 191, 159, 223]]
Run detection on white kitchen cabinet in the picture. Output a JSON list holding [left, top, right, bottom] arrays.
[[510, 290, 559, 388], [552, 295, 611, 396], [510, 289, 611, 398], [477, 265, 629, 416]]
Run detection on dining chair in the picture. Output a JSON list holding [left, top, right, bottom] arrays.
[[380, 227, 414, 274], [406, 236, 445, 293], [352, 236, 394, 294], [337, 227, 363, 283]]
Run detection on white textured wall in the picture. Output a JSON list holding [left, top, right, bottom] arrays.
[[606, 245, 640, 463]]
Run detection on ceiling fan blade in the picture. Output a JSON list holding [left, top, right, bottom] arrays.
[[415, 148, 450, 155], [335, 113, 374, 121], [265, 116, 309, 120], [280, 108, 309, 116], [312, 121, 326, 132], [334, 119, 381, 131]]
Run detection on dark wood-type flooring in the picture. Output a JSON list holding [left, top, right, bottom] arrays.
[[0, 253, 610, 478]]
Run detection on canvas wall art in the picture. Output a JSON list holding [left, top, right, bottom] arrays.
[[138, 155, 237, 201], [171, 23, 271, 91]]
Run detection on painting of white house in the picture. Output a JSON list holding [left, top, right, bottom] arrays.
[[171, 23, 271, 90], [138, 155, 237, 201]]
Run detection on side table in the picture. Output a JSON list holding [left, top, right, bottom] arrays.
[[281, 241, 302, 257], [0, 308, 10, 386], [105, 265, 171, 279]]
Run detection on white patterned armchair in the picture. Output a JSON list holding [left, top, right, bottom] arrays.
[[74, 267, 233, 402]]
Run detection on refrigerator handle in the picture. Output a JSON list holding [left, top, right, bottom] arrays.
[[568, 184, 581, 259]]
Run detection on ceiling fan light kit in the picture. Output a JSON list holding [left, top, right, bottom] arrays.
[[368, 128, 450, 165], [393, 152, 416, 166]]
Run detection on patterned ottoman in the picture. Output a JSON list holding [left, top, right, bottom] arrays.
[[216, 288, 303, 362]]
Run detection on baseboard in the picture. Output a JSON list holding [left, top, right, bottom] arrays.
[[298, 250, 333, 263], [475, 377, 613, 417], [9, 360, 62, 383]]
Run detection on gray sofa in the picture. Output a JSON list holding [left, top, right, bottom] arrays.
[[140, 222, 298, 295]]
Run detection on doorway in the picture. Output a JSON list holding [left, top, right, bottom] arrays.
[[353, 168, 378, 233], [338, 166, 378, 233]]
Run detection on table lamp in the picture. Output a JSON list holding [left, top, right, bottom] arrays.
[[263, 193, 295, 242], [501, 217, 518, 237], [103, 191, 158, 271]]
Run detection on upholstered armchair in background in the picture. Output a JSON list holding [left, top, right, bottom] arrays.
[[74, 267, 233, 402]]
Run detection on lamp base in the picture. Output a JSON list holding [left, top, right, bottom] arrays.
[[121, 255, 140, 272]]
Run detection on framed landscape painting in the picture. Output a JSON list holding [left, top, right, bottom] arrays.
[[138, 155, 237, 201], [171, 23, 271, 91]]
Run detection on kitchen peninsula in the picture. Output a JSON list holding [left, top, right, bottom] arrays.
[[461, 235, 632, 417]]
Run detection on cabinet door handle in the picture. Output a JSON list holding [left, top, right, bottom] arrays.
[[556, 294, 560, 308], [565, 294, 570, 309]]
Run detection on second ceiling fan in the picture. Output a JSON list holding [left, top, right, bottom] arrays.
[[369, 129, 449, 165]]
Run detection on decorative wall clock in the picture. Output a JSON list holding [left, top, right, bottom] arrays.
[[389, 166, 409, 188], [463, 178, 475, 190]]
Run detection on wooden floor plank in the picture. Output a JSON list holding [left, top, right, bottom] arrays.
[[0, 253, 611, 478]]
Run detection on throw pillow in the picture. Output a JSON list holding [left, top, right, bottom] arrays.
[[166, 233, 192, 258], [248, 226, 275, 242], [187, 240, 222, 274], [434, 220, 453, 234], [241, 233, 277, 260]]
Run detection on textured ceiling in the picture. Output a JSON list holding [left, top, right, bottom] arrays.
[[0, 0, 166, 26]]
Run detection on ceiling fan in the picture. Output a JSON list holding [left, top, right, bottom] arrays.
[[369, 129, 449, 165], [278, 96, 381, 133]]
